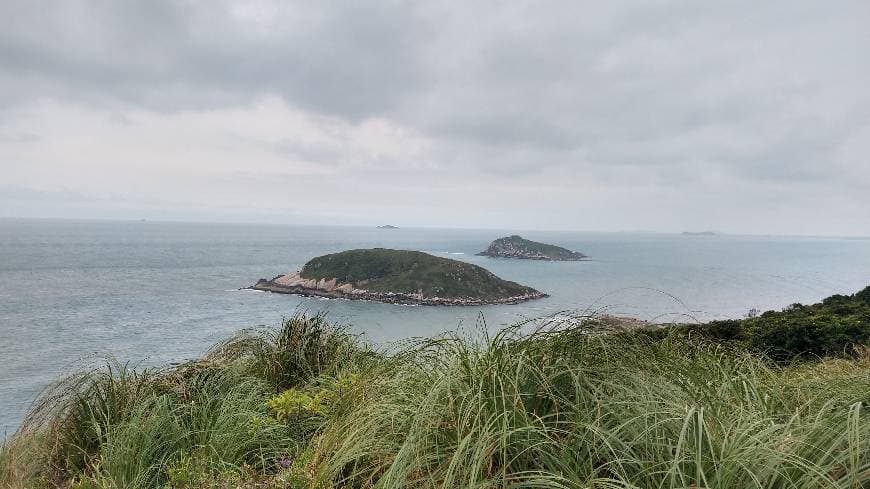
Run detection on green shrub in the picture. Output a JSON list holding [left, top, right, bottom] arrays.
[[164, 453, 207, 488], [170, 368, 290, 473], [0, 432, 51, 488], [17, 360, 164, 481], [95, 396, 179, 488], [698, 285, 870, 359], [208, 312, 359, 392], [10, 360, 297, 488]]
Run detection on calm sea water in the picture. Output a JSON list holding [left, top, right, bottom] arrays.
[[2, 219, 869, 433]]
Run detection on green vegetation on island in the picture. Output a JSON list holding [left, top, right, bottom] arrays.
[[253, 248, 546, 305], [3, 287, 870, 488], [478, 235, 587, 260]]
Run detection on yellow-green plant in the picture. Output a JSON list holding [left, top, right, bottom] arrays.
[[267, 388, 331, 421]]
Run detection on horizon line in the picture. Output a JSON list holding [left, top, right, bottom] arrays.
[[2, 215, 869, 240]]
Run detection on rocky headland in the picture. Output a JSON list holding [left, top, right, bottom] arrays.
[[252, 248, 547, 305], [478, 235, 587, 261]]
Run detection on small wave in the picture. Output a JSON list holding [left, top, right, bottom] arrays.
[[449, 252, 465, 255]]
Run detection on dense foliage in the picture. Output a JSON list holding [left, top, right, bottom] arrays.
[[478, 235, 586, 260], [678, 285, 870, 360], [300, 248, 540, 299], [3, 289, 870, 488]]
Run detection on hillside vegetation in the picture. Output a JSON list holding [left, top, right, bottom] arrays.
[[3, 288, 870, 488], [300, 248, 540, 299], [478, 235, 586, 260], [672, 285, 870, 360]]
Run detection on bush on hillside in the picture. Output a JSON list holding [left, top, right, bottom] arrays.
[[207, 312, 360, 392], [695, 286, 870, 359]]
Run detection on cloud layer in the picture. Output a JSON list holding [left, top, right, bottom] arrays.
[[2, 0, 868, 234]]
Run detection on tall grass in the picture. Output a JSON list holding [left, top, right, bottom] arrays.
[[3, 314, 869, 488], [312, 327, 870, 488], [208, 311, 360, 392], [2, 313, 354, 488]]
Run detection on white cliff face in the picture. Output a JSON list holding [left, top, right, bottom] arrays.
[[335, 283, 353, 294], [273, 271, 368, 294]]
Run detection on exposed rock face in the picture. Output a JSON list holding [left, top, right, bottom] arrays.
[[269, 271, 369, 296], [478, 235, 586, 261]]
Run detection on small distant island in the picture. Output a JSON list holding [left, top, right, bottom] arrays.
[[478, 235, 587, 261], [681, 231, 716, 236], [377, 224, 399, 229], [252, 248, 546, 305]]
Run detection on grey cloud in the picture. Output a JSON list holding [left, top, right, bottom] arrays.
[[270, 138, 345, 166], [0, 132, 40, 143], [0, 0, 868, 233], [0, 1, 428, 116], [403, 1, 868, 182], [0, 184, 98, 203]]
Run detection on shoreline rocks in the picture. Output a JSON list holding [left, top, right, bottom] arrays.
[[250, 271, 548, 306]]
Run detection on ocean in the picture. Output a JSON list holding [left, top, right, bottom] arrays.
[[2, 218, 869, 433]]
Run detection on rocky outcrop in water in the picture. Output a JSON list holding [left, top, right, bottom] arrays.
[[478, 235, 586, 261], [251, 249, 547, 306]]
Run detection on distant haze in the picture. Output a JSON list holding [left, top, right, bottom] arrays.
[[1, 1, 868, 235]]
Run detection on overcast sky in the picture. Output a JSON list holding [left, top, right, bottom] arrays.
[[1, 1, 868, 235]]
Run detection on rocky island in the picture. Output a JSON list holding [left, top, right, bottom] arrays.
[[377, 224, 399, 229], [478, 235, 587, 261], [252, 248, 547, 305]]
